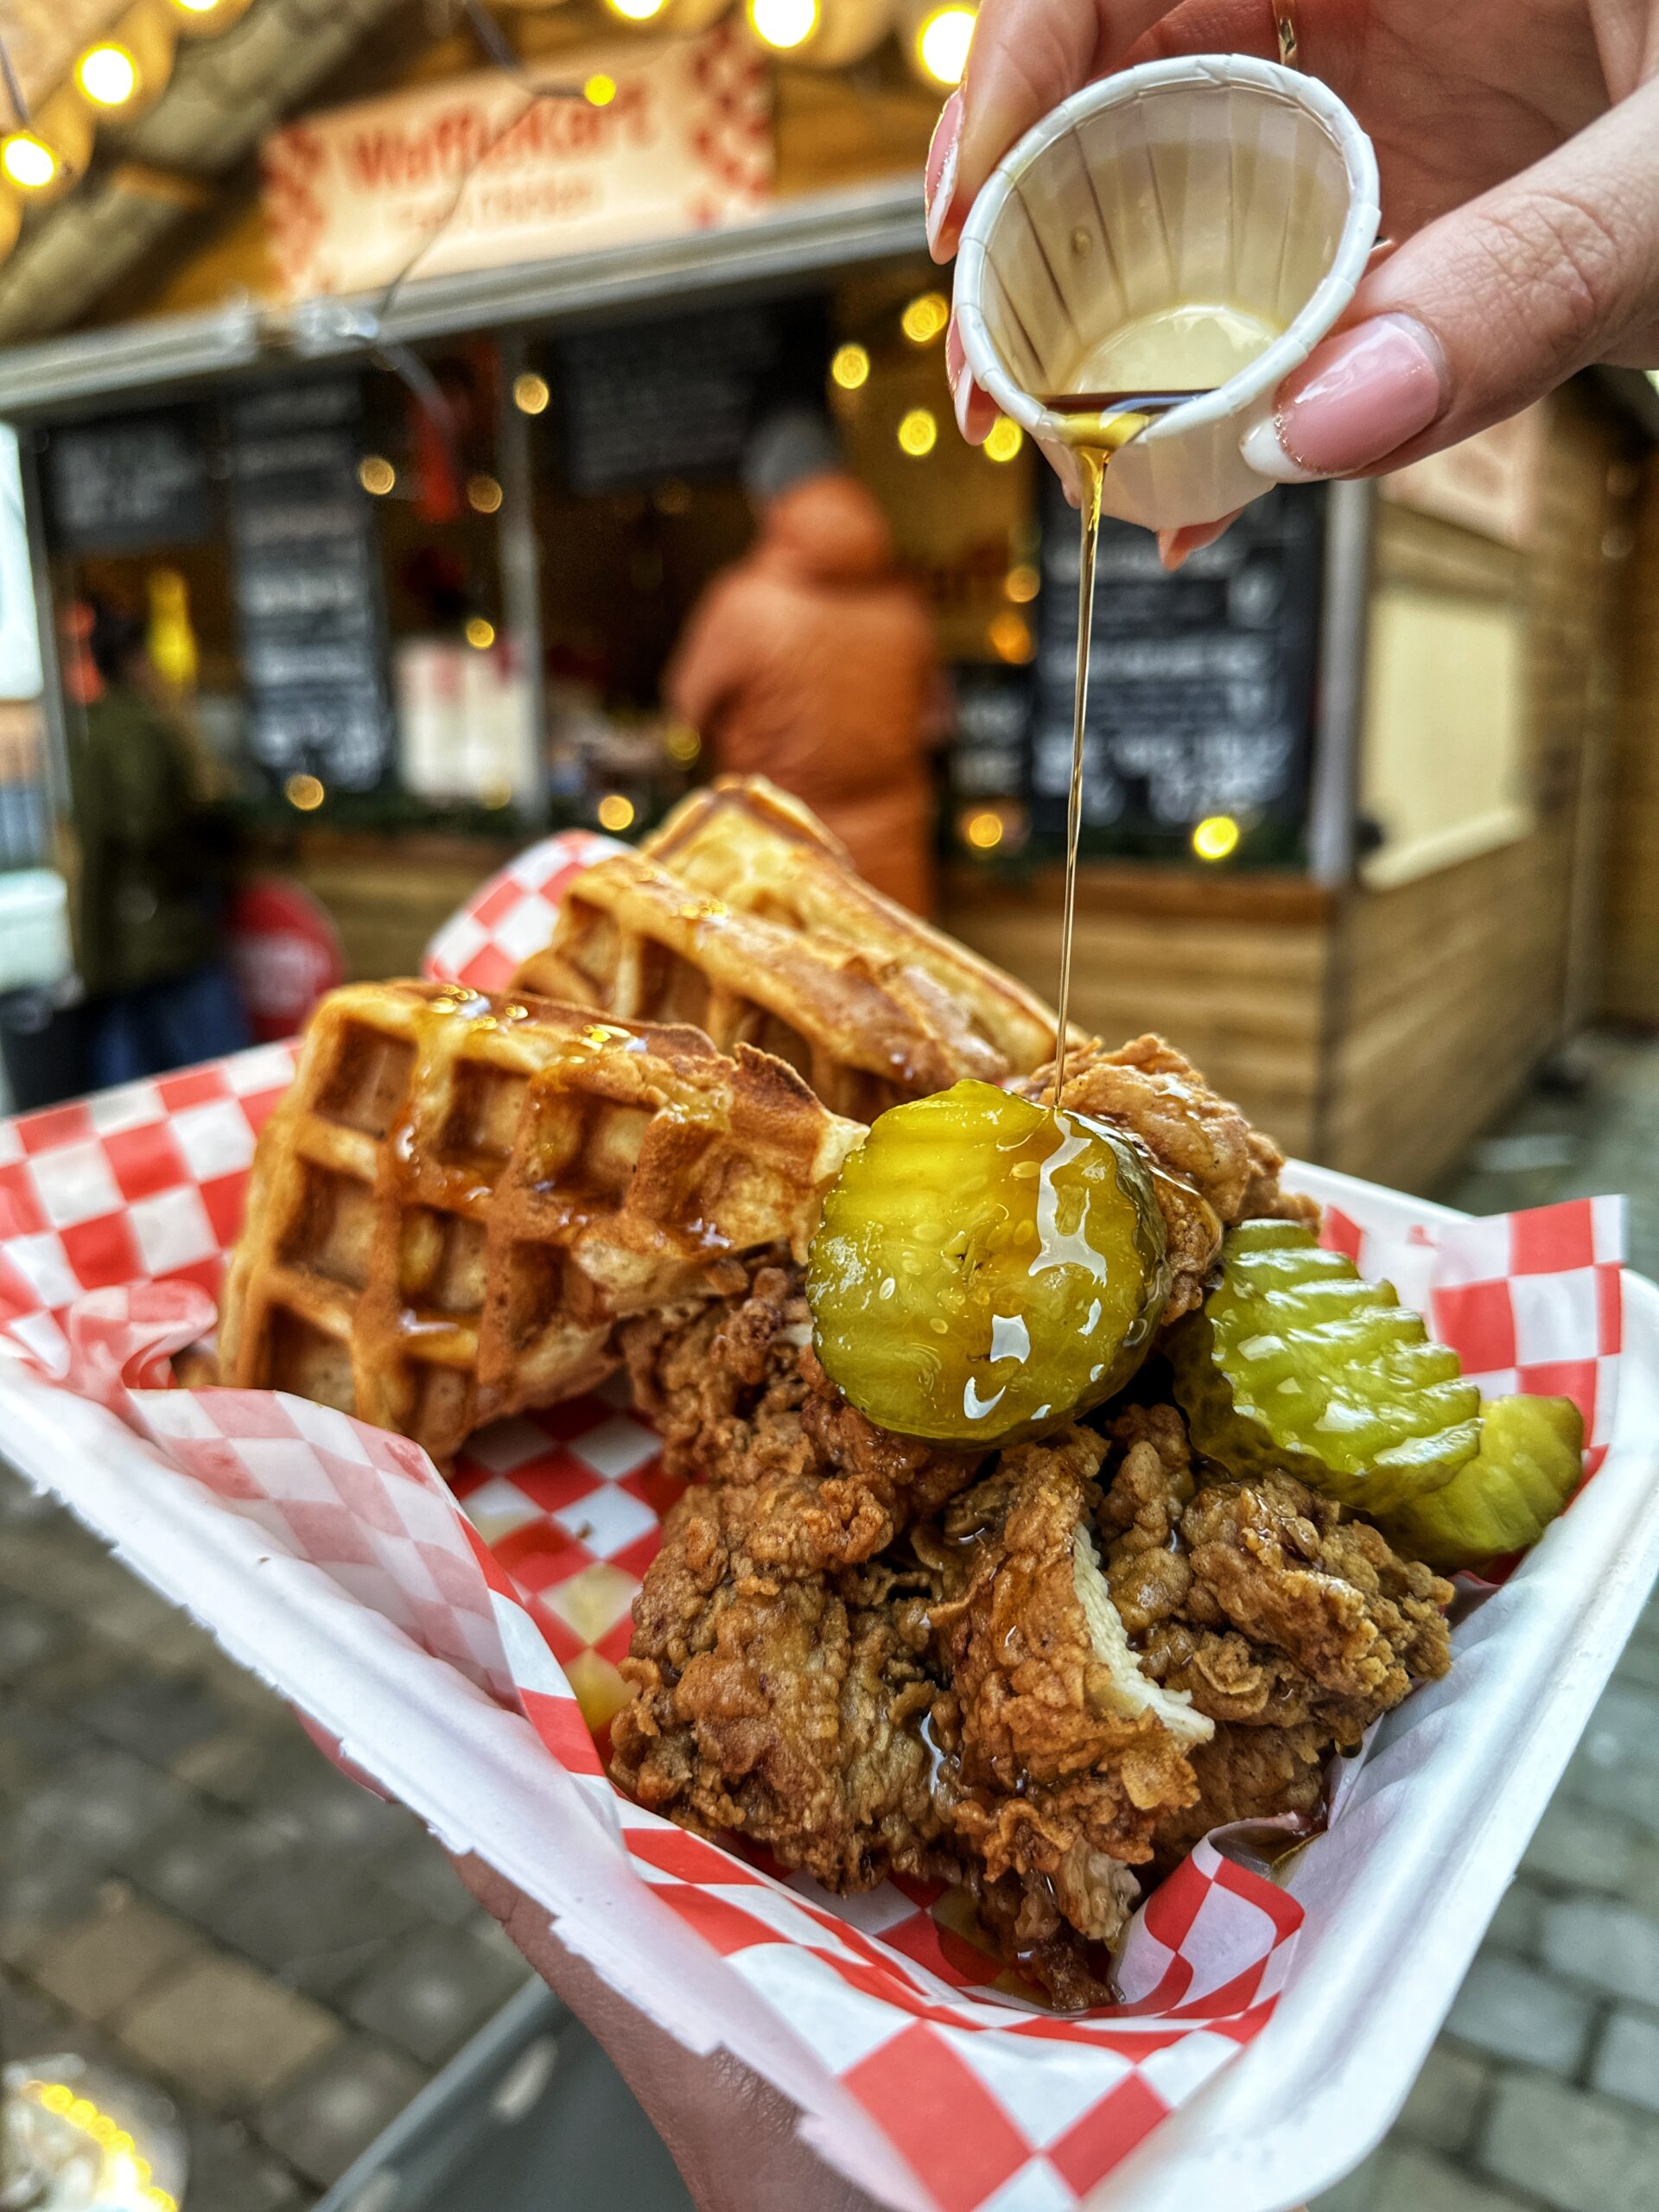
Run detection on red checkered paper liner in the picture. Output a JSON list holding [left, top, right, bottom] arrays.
[[423, 830, 626, 995]]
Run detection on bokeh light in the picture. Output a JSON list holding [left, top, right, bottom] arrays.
[[897, 408, 938, 457], [984, 417, 1025, 463], [2, 135, 56, 189], [597, 792, 637, 832], [467, 474, 503, 514], [916, 4, 976, 86], [900, 291, 950, 346], [76, 44, 138, 105], [284, 773, 325, 812], [988, 612, 1033, 663], [464, 617, 496, 651], [357, 455, 395, 496], [1192, 814, 1242, 861], [830, 343, 870, 391], [748, 0, 818, 48], [512, 372, 550, 415]]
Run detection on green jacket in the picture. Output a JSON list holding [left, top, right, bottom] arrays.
[[67, 687, 226, 997]]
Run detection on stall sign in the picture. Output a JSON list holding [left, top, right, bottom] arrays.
[[228, 877, 346, 1041], [263, 26, 772, 302]]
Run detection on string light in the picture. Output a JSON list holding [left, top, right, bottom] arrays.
[[963, 810, 1005, 851], [284, 773, 325, 811], [512, 372, 550, 415], [583, 73, 618, 105], [1192, 814, 1241, 861], [900, 292, 949, 346], [465, 617, 496, 650], [597, 792, 636, 832], [897, 408, 938, 457], [988, 611, 1033, 663], [1004, 564, 1039, 603], [830, 343, 870, 391], [747, 0, 818, 49], [75, 44, 139, 106], [2, 134, 57, 189], [984, 417, 1025, 463], [915, 3, 976, 86], [467, 474, 503, 514], [357, 455, 395, 495]]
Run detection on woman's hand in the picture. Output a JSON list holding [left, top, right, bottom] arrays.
[[928, 0, 1659, 544]]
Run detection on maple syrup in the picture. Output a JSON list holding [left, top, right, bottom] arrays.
[[1038, 303, 1283, 1098]]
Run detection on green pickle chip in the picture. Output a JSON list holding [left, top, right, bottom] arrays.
[[1170, 1218, 1482, 1512], [1377, 1393, 1584, 1570], [806, 1079, 1168, 1447]]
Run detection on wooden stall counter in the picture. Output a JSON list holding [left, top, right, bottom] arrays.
[[941, 863, 1332, 1164]]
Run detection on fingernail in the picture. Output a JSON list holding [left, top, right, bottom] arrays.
[[1245, 314, 1447, 480], [925, 92, 963, 259], [953, 361, 978, 440]]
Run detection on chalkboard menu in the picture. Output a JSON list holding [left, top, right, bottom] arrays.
[[227, 380, 391, 793], [556, 302, 821, 495], [1031, 480, 1325, 860], [949, 665, 1032, 805], [46, 408, 213, 554]]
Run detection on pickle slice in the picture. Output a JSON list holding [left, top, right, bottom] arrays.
[[806, 1079, 1168, 1446], [1170, 1218, 1481, 1512], [1378, 1394, 1584, 1570]]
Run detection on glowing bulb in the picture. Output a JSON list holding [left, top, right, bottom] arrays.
[[963, 810, 1005, 851], [984, 417, 1025, 463], [583, 73, 618, 106], [900, 292, 949, 346], [513, 372, 550, 415], [597, 792, 636, 832], [897, 408, 938, 457], [467, 474, 502, 514], [916, 4, 976, 86], [748, 0, 818, 49], [1192, 814, 1241, 861], [606, 0, 664, 18], [76, 44, 138, 106], [172, 0, 224, 11], [285, 773, 325, 811], [988, 611, 1033, 664], [358, 455, 395, 495], [830, 343, 870, 391], [465, 617, 496, 650], [2, 135, 56, 190], [1004, 564, 1039, 604]]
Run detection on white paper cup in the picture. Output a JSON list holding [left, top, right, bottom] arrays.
[[954, 55, 1381, 531]]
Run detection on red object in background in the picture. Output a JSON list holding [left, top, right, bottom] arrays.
[[228, 878, 346, 1041]]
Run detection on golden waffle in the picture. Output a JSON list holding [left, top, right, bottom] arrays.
[[219, 979, 862, 1462], [512, 777, 1062, 1119]]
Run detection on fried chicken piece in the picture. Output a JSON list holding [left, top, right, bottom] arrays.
[[924, 1427, 1211, 1956], [1021, 1034, 1319, 1319], [1148, 1722, 1332, 1871], [620, 1260, 981, 1574], [1099, 1405, 1454, 1744], [611, 1478, 948, 1891]]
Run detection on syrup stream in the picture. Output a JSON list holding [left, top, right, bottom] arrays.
[[1042, 391, 1209, 1102]]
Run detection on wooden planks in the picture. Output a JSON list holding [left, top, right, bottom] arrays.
[[1325, 391, 1629, 1192], [940, 882, 1328, 1157], [1599, 447, 1659, 1024]]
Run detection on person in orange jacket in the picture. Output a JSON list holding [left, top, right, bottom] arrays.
[[664, 412, 945, 914]]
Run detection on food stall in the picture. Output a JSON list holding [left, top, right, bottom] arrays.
[[0, 0, 1653, 1186]]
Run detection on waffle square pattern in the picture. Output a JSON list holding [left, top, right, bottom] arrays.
[[219, 979, 861, 1461]]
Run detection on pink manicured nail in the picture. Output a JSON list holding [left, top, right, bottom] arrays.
[[925, 92, 963, 259], [1243, 315, 1446, 480]]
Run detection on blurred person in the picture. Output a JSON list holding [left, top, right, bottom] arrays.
[[66, 597, 250, 1087], [664, 412, 945, 913], [927, 0, 1659, 567]]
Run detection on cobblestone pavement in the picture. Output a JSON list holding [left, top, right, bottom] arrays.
[[3, 1032, 1658, 2212], [0, 1465, 532, 2209]]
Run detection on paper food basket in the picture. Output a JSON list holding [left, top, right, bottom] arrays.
[[1, 831, 1656, 2212]]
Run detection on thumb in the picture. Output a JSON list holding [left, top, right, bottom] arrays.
[[1243, 79, 1659, 483]]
